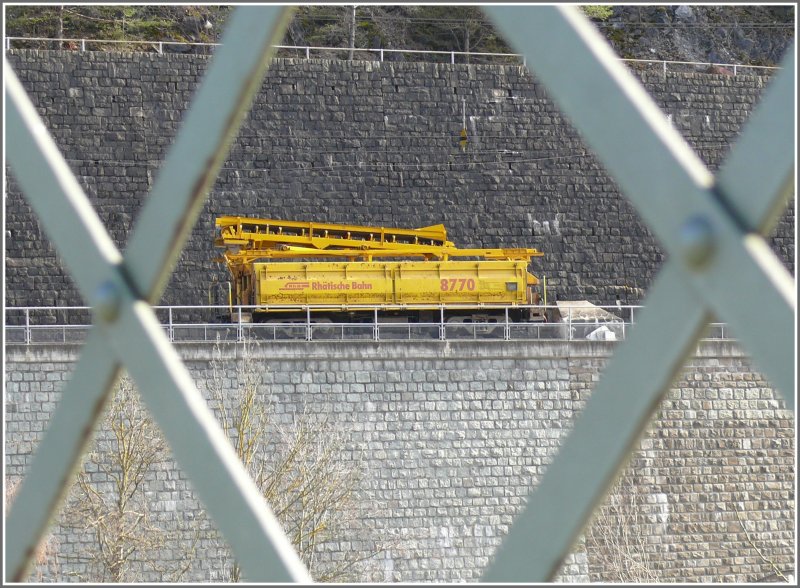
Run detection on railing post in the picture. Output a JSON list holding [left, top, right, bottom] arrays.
[[25, 308, 31, 345], [451, 51, 455, 64], [568, 307, 573, 341], [374, 308, 379, 341], [80, 39, 85, 52], [380, 49, 384, 62], [305, 46, 310, 60], [440, 305, 445, 340], [733, 64, 738, 76], [168, 307, 174, 342], [237, 306, 243, 342], [306, 306, 312, 341], [6, 37, 11, 50], [158, 42, 163, 54], [504, 307, 510, 341], [663, 60, 667, 79]]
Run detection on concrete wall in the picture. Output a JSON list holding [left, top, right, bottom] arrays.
[[4, 340, 794, 582], [4, 50, 794, 310]]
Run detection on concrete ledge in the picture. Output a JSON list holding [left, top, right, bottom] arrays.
[[5, 339, 752, 364]]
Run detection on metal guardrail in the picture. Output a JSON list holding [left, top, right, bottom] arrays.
[[4, 304, 735, 344], [4, 36, 781, 75]]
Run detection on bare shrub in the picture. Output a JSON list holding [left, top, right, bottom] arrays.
[[585, 472, 659, 582], [206, 337, 386, 582], [61, 373, 199, 582]]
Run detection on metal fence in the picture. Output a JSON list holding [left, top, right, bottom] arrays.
[[5, 5, 793, 584], [4, 36, 782, 76], [4, 304, 738, 345]]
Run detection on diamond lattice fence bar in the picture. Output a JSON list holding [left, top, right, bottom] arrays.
[[481, 5, 795, 582], [3, 4, 795, 584], [5, 6, 312, 583]]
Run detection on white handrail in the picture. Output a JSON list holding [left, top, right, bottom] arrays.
[[4, 36, 781, 74], [5, 304, 737, 344]]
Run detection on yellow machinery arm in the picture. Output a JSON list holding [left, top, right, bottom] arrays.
[[216, 215, 451, 248], [215, 216, 543, 263]]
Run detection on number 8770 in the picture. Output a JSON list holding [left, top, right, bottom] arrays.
[[440, 278, 476, 291]]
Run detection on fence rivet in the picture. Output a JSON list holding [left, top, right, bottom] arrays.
[[93, 281, 122, 324], [679, 215, 716, 270]]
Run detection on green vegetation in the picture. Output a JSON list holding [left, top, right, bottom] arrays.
[[581, 5, 614, 22], [5, 5, 224, 50], [4, 4, 793, 66]]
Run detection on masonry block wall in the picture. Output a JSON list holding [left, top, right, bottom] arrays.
[[4, 341, 794, 582], [4, 50, 795, 310]]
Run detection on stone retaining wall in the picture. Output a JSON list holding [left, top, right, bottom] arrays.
[[4, 50, 794, 310], [4, 340, 794, 582]]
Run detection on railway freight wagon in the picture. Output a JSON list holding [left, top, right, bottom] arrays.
[[214, 216, 546, 325]]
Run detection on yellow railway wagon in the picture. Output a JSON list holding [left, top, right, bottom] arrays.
[[214, 215, 545, 324], [252, 260, 536, 310]]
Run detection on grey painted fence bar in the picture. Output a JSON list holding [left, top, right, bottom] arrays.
[[4, 63, 129, 581], [715, 48, 796, 235], [5, 6, 312, 583], [483, 5, 794, 582]]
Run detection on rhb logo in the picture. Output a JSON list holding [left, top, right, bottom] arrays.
[[280, 281, 310, 291]]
